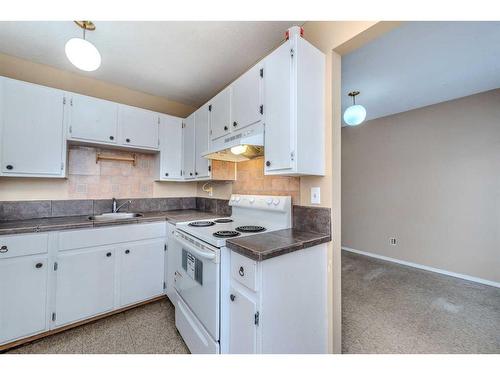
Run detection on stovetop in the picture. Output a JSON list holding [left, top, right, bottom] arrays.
[[176, 218, 283, 248], [176, 194, 292, 248]]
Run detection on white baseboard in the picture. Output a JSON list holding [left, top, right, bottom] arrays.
[[341, 246, 500, 289]]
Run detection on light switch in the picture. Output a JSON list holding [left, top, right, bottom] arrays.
[[311, 187, 321, 204]]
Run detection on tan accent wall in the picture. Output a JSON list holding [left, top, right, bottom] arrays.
[[342, 89, 500, 284], [0, 52, 195, 117], [0, 52, 198, 201]]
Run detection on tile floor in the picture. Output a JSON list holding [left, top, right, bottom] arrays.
[[342, 251, 500, 354], [5, 298, 190, 354]]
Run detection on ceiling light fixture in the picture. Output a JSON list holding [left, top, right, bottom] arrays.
[[65, 21, 101, 72], [343, 91, 366, 126]]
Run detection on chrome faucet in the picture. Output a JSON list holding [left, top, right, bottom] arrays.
[[112, 198, 131, 213]]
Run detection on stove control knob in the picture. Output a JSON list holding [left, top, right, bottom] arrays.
[[266, 198, 273, 205], [249, 197, 255, 204], [273, 198, 280, 206]]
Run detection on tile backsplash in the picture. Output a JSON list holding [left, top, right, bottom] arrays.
[[68, 146, 156, 199], [232, 157, 300, 203]]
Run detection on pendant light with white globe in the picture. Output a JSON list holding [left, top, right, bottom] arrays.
[[343, 91, 367, 126], [65, 21, 101, 72]]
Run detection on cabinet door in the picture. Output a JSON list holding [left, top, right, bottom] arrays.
[[0, 78, 65, 177], [263, 42, 294, 173], [118, 104, 159, 149], [229, 287, 257, 354], [210, 87, 231, 140], [118, 239, 165, 307], [0, 255, 48, 344], [159, 114, 183, 180], [194, 104, 210, 179], [183, 113, 196, 179], [55, 247, 115, 327], [68, 93, 118, 144], [232, 64, 262, 131]]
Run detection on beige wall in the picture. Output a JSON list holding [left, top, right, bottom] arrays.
[[342, 89, 500, 283], [0, 52, 198, 201]]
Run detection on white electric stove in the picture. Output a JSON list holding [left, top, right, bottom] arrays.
[[171, 194, 292, 354]]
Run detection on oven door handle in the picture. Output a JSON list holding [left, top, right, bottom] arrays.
[[175, 233, 217, 261]]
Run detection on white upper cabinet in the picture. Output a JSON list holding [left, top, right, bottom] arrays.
[[0, 77, 66, 178], [118, 104, 159, 150], [209, 87, 231, 141], [158, 114, 183, 180], [231, 64, 263, 131], [183, 113, 196, 179], [194, 104, 211, 179], [263, 34, 325, 176], [263, 43, 294, 173], [67, 92, 118, 145]]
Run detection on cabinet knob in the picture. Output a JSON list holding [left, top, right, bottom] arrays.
[[0, 245, 8, 253], [106, 252, 112, 257], [5, 165, 13, 170], [35, 262, 43, 269], [224, 126, 228, 131], [266, 161, 271, 167], [230, 294, 236, 302], [239, 266, 245, 277], [165, 173, 169, 176], [126, 138, 131, 143], [195, 172, 198, 176], [190, 172, 193, 176], [109, 136, 114, 140], [233, 121, 238, 127], [125, 249, 130, 254]]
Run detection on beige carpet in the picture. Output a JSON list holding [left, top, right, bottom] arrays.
[[342, 250, 500, 354]]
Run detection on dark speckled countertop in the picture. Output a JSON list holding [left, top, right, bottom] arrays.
[[0, 210, 225, 236], [226, 229, 331, 261]]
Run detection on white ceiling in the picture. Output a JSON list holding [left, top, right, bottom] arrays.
[[341, 21, 500, 124], [0, 21, 299, 106]]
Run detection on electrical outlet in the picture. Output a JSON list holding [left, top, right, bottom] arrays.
[[389, 237, 397, 246], [311, 187, 321, 204]]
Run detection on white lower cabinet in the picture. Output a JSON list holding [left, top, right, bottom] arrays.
[[54, 247, 116, 327], [0, 254, 49, 344], [228, 286, 257, 354], [0, 222, 167, 347], [225, 244, 328, 354], [118, 239, 165, 307]]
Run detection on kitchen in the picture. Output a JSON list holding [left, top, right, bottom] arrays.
[[0, 22, 332, 354]]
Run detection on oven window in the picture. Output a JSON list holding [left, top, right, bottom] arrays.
[[182, 249, 203, 285]]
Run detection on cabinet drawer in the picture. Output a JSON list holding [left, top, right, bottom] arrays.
[[230, 251, 258, 291], [0, 233, 49, 259], [59, 222, 166, 251]]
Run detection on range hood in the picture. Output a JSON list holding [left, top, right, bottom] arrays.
[[203, 123, 264, 162]]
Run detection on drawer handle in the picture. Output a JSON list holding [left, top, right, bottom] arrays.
[[35, 262, 43, 269], [239, 266, 245, 277], [0, 245, 8, 253], [126, 138, 131, 143], [5, 165, 13, 170], [125, 249, 130, 254], [109, 136, 114, 140], [230, 294, 236, 302], [106, 252, 112, 257]]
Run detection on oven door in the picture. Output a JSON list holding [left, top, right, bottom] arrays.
[[173, 230, 220, 341]]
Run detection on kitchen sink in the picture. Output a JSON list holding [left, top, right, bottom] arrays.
[[88, 212, 143, 221]]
